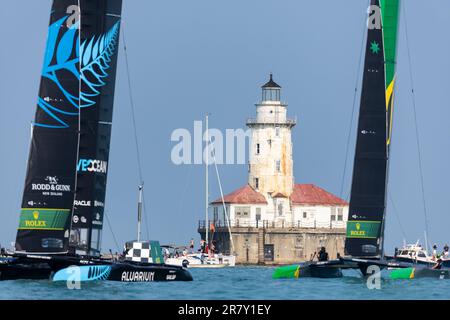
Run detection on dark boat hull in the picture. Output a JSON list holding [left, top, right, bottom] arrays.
[[273, 257, 411, 279], [0, 257, 53, 280], [412, 268, 450, 279], [109, 262, 192, 281], [301, 263, 343, 278], [0, 256, 192, 282], [389, 266, 450, 280], [385, 255, 434, 267]]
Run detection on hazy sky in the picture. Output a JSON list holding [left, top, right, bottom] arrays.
[[1, 0, 450, 254]]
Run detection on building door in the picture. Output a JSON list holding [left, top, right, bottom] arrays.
[[264, 244, 274, 261]]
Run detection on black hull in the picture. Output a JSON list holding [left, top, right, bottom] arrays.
[[0, 256, 192, 282], [273, 257, 411, 279], [412, 268, 450, 279], [107, 261, 192, 282], [0, 258, 53, 280], [301, 263, 343, 278], [385, 255, 434, 267]]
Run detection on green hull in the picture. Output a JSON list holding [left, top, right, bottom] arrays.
[[390, 267, 450, 279], [273, 262, 343, 279], [272, 265, 300, 279]]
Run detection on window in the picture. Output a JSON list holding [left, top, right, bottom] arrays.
[[69, 228, 88, 247], [263, 88, 280, 101], [278, 203, 283, 216], [90, 229, 102, 256], [331, 207, 337, 221], [275, 160, 281, 172], [337, 207, 343, 221], [255, 178, 259, 190], [213, 207, 219, 222], [256, 208, 261, 221], [275, 127, 280, 137], [235, 206, 250, 219], [303, 212, 307, 219], [69, 228, 89, 254], [41, 238, 63, 249], [256, 143, 260, 155]]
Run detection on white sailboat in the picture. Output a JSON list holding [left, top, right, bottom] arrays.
[[165, 114, 236, 268]]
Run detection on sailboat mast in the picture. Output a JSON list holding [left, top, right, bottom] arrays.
[[205, 114, 209, 246], [137, 184, 143, 242], [210, 140, 236, 254]]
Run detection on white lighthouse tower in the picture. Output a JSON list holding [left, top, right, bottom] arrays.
[[247, 74, 296, 221]]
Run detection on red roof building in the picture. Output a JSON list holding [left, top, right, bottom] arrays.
[[212, 184, 347, 206], [211, 185, 267, 205], [209, 183, 348, 229], [290, 184, 348, 206]]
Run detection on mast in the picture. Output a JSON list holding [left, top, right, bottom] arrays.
[[15, 0, 123, 255], [205, 113, 209, 247], [210, 139, 236, 255], [137, 184, 143, 242], [344, 0, 399, 258]]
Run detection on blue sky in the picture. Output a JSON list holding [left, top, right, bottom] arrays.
[[1, 0, 450, 254]]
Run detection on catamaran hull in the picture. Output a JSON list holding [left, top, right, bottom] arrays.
[[385, 256, 435, 267], [301, 265, 343, 278], [273, 260, 345, 279], [272, 258, 410, 279], [0, 257, 192, 282], [389, 267, 450, 280], [98, 263, 193, 282], [0, 258, 53, 280]]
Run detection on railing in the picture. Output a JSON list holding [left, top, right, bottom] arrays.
[[246, 117, 297, 126], [198, 219, 346, 229]]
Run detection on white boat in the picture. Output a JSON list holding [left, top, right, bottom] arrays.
[[166, 114, 237, 269], [390, 242, 435, 266], [163, 246, 236, 268]]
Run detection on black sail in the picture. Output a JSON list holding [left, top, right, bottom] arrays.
[[70, 0, 122, 256], [16, 0, 122, 254], [344, 0, 399, 258]]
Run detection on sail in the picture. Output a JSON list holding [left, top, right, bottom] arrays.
[[344, 0, 399, 258], [16, 0, 122, 254], [69, 0, 122, 256]]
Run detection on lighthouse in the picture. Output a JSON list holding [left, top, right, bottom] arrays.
[[247, 74, 296, 221], [201, 75, 348, 265]]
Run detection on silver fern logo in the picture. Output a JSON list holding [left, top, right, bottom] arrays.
[[36, 14, 120, 128]]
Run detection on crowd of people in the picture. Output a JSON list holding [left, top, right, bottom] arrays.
[[162, 238, 220, 260], [431, 244, 449, 261], [430, 244, 449, 269]]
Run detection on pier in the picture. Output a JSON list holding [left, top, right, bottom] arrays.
[[198, 220, 346, 265]]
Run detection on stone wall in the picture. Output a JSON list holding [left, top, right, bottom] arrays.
[[199, 226, 346, 265]]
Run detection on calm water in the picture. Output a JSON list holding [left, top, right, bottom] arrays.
[[1, 266, 449, 300]]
